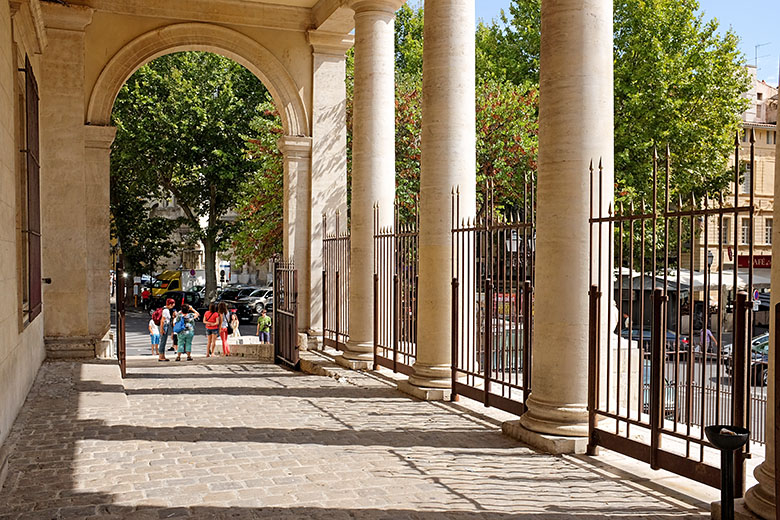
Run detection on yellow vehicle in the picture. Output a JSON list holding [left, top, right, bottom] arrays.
[[150, 270, 204, 297]]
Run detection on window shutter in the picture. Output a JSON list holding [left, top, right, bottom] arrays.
[[25, 57, 42, 321]]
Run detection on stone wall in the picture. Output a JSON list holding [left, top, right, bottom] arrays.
[[0, 0, 47, 475]]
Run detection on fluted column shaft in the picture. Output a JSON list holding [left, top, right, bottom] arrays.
[[408, 0, 476, 389], [519, 0, 614, 437], [340, 0, 397, 365]]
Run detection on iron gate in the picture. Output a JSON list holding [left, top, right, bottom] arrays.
[[587, 139, 757, 491], [322, 213, 349, 351], [115, 255, 127, 378], [451, 180, 535, 415], [274, 261, 299, 368], [373, 200, 419, 375]]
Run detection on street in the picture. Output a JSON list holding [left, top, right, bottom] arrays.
[[118, 307, 259, 357]]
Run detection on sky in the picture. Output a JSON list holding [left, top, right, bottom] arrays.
[[474, 0, 780, 86]]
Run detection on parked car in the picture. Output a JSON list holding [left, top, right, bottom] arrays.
[[149, 290, 203, 312], [619, 328, 689, 356], [722, 332, 769, 358], [233, 287, 272, 323], [642, 360, 679, 421], [724, 334, 769, 386]]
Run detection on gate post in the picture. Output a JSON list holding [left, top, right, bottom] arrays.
[[523, 281, 533, 405], [484, 278, 493, 408], [733, 291, 749, 497], [587, 284, 601, 456], [649, 288, 667, 470]]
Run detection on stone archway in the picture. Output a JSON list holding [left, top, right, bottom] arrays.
[[86, 22, 309, 137]]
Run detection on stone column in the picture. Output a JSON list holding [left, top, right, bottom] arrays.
[[279, 135, 313, 332], [39, 3, 96, 357], [307, 30, 353, 336], [336, 0, 399, 369], [84, 125, 116, 341], [399, 0, 476, 398], [509, 0, 614, 453], [742, 124, 780, 519]]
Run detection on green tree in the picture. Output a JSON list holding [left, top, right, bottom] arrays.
[[231, 102, 285, 265], [478, 0, 750, 202], [111, 51, 272, 300]]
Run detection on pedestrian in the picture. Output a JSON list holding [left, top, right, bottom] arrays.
[[203, 303, 219, 357], [157, 298, 176, 361], [175, 303, 200, 361], [700, 327, 717, 354], [256, 308, 272, 343], [148, 316, 160, 355], [230, 313, 241, 338], [141, 286, 151, 310], [217, 302, 231, 356]]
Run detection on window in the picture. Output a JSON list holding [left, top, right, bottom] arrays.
[[756, 105, 763, 119], [766, 218, 773, 245], [769, 131, 774, 145], [742, 129, 748, 142], [721, 217, 732, 244], [17, 57, 41, 323], [758, 93, 764, 101], [741, 218, 751, 245], [740, 161, 752, 194]]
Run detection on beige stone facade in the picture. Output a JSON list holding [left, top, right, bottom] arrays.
[[0, 0, 355, 465]]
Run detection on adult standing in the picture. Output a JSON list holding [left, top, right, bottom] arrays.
[[158, 298, 176, 361], [217, 302, 231, 356], [175, 304, 200, 361], [141, 287, 151, 310], [203, 303, 219, 357], [256, 308, 272, 343]]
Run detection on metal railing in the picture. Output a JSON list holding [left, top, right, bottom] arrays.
[[587, 136, 759, 490], [451, 179, 535, 416], [373, 199, 419, 375], [322, 213, 349, 351], [274, 261, 298, 368]]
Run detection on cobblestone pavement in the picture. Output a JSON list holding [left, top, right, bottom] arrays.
[[0, 358, 708, 519]]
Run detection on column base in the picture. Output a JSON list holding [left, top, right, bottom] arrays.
[[519, 395, 589, 437], [334, 355, 373, 371], [711, 499, 763, 519], [408, 362, 451, 389], [397, 379, 452, 401], [502, 419, 588, 455]]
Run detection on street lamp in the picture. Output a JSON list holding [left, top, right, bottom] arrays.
[[707, 250, 714, 271]]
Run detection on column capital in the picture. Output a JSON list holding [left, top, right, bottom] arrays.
[[84, 125, 117, 150], [277, 136, 312, 159], [348, 0, 404, 15], [307, 30, 354, 56], [41, 1, 93, 31]]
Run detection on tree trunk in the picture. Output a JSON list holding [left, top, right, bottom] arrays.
[[204, 238, 218, 304]]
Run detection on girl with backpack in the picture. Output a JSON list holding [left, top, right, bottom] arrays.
[[203, 303, 219, 357], [217, 302, 231, 356]]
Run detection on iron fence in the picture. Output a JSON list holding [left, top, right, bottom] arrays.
[[373, 199, 419, 375], [274, 261, 299, 368], [322, 213, 349, 351], [588, 136, 759, 490], [451, 179, 535, 415]]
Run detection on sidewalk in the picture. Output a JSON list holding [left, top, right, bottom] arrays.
[[0, 357, 709, 519]]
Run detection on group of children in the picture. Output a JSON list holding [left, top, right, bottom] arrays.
[[148, 299, 242, 361]]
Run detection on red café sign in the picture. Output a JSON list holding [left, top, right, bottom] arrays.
[[737, 255, 772, 269]]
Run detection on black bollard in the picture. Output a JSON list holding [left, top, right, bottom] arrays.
[[705, 425, 749, 520]]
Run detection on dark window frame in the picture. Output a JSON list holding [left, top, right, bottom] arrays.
[[23, 56, 42, 322]]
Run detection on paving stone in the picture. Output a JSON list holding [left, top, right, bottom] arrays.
[[0, 359, 709, 519]]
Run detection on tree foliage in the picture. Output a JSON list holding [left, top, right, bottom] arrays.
[[477, 0, 750, 203], [231, 102, 285, 265], [111, 51, 271, 297]]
